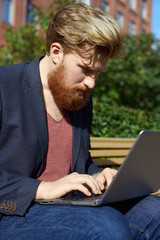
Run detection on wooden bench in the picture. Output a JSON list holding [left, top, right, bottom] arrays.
[[90, 137, 135, 168], [90, 136, 160, 195]]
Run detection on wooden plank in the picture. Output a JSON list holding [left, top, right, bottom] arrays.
[[90, 137, 135, 149], [91, 137, 136, 142], [93, 158, 124, 166], [90, 137, 136, 167], [90, 149, 130, 157], [91, 142, 133, 149]]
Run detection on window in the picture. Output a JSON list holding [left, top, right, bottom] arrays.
[[1, 0, 13, 25], [129, 0, 137, 11], [101, 1, 109, 12], [141, 0, 147, 19], [129, 21, 135, 35], [81, 0, 90, 5], [116, 12, 123, 27], [27, 4, 39, 23], [27, 4, 34, 22]]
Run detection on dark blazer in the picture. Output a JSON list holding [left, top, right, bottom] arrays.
[[0, 58, 99, 217]]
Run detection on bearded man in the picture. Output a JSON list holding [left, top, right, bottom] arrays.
[[0, 3, 160, 240]]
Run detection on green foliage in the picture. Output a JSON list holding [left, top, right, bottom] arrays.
[[0, 0, 74, 65], [55, 0, 75, 10], [93, 33, 160, 113], [92, 97, 160, 138], [3, 24, 45, 64], [0, 3, 160, 138], [0, 12, 45, 64]]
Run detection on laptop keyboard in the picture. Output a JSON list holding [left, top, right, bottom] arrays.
[[62, 191, 103, 202]]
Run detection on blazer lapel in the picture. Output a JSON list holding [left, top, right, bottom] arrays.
[[24, 58, 48, 163], [71, 110, 82, 171]]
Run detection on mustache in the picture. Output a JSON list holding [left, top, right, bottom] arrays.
[[73, 85, 89, 92]]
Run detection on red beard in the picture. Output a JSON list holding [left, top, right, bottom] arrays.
[[48, 64, 91, 111]]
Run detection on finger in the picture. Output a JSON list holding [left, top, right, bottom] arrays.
[[96, 168, 117, 189], [74, 174, 102, 195], [70, 183, 92, 196], [105, 169, 115, 188], [81, 175, 102, 194], [65, 173, 102, 195], [95, 174, 106, 191], [111, 168, 118, 177]]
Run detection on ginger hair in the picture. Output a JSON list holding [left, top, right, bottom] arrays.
[[46, 3, 123, 60]]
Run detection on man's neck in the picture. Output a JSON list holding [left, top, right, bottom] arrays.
[[39, 56, 64, 122]]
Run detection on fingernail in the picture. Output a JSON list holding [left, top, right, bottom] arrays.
[[88, 191, 91, 196]]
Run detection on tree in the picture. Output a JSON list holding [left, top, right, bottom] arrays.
[[93, 33, 160, 113], [0, 0, 74, 65], [1, 3, 160, 114]]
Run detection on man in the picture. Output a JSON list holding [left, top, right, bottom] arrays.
[[0, 3, 160, 239]]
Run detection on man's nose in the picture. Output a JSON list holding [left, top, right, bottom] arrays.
[[83, 76, 96, 89]]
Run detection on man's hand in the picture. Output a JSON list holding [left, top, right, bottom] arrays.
[[95, 168, 118, 191], [35, 172, 102, 200]]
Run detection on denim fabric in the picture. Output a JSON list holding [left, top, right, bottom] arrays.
[[1, 195, 160, 239], [112, 195, 160, 239], [125, 195, 160, 239], [0, 204, 131, 240]]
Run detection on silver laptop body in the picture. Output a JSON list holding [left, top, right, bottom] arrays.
[[36, 130, 160, 206]]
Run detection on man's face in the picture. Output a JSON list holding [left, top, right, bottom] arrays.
[[48, 52, 108, 111]]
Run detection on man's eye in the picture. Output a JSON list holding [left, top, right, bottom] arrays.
[[82, 68, 90, 73], [82, 68, 93, 75]]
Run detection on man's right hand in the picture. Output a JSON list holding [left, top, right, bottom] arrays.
[[34, 172, 102, 200]]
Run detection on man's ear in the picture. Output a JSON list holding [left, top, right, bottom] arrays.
[[50, 43, 64, 65]]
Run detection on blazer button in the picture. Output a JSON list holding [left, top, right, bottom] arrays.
[[5, 203, 9, 210], [12, 206, 16, 211], [8, 205, 12, 210], [1, 203, 5, 209]]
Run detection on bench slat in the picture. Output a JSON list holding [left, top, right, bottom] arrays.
[[92, 158, 124, 166], [90, 137, 136, 167], [91, 142, 134, 149], [90, 149, 130, 157], [91, 137, 135, 142], [91, 138, 135, 149]]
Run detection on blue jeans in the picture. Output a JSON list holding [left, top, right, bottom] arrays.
[[112, 195, 160, 239], [0, 195, 160, 240], [125, 195, 160, 239], [0, 204, 130, 240]]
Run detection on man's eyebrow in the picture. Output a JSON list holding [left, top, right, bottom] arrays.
[[77, 64, 92, 70], [77, 64, 105, 72]]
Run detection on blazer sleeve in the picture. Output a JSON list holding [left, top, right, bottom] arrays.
[[0, 170, 40, 216], [0, 68, 41, 217], [0, 112, 40, 216]]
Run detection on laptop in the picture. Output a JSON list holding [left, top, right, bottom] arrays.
[[35, 130, 160, 206]]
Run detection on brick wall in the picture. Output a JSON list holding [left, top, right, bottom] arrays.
[[95, 0, 152, 35], [0, 0, 153, 47]]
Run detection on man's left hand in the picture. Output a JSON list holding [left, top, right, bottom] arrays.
[[94, 168, 118, 191]]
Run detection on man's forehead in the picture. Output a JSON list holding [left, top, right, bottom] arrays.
[[64, 51, 108, 70]]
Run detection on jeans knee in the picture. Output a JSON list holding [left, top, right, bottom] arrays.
[[87, 207, 131, 239]]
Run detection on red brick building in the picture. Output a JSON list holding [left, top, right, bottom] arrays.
[[78, 0, 153, 35], [0, 0, 152, 46]]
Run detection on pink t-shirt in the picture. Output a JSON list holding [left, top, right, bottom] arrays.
[[37, 112, 72, 181]]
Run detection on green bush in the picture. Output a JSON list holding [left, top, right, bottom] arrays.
[[0, 3, 159, 138], [93, 33, 160, 113], [91, 97, 160, 138], [0, 0, 74, 65]]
